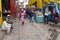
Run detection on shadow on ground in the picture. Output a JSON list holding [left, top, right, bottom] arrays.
[[48, 22, 60, 29]]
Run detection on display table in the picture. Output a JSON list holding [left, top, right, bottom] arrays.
[[36, 15, 44, 23]]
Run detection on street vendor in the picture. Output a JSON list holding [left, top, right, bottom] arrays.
[[1, 15, 13, 34]]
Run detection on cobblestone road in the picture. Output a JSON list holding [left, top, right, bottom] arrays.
[[1, 18, 60, 40]]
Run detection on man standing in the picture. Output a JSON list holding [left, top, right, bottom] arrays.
[[44, 7, 49, 24]]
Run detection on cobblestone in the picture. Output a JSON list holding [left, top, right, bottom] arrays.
[[0, 18, 60, 40]]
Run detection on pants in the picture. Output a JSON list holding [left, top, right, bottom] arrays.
[[44, 15, 48, 24], [30, 16, 34, 23]]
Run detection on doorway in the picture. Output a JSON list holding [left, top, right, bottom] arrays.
[[2, 0, 10, 20]]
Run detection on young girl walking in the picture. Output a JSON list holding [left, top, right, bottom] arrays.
[[20, 9, 26, 25]]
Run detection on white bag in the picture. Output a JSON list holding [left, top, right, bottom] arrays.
[[45, 13, 48, 16], [2, 21, 11, 28]]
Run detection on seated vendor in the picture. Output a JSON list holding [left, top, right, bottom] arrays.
[[1, 15, 13, 34]]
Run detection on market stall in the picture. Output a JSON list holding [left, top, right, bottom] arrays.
[[36, 11, 44, 23]]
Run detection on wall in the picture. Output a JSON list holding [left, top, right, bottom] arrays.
[[37, 0, 42, 9], [0, 0, 2, 27]]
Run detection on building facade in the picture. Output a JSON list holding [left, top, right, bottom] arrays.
[[18, 0, 28, 8], [28, 0, 60, 9]]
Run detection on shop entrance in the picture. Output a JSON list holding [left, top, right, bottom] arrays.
[[2, 0, 10, 16]]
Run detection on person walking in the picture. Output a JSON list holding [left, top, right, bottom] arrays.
[[20, 9, 26, 25], [29, 10, 35, 24]]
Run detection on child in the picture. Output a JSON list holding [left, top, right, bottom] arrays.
[[30, 10, 34, 24], [20, 9, 26, 25]]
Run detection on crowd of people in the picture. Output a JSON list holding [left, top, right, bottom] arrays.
[[1, 6, 60, 34], [44, 7, 59, 24], [19, 7, 59, 25]]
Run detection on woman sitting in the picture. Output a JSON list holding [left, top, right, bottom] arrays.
[[1, 15, 13, 34]]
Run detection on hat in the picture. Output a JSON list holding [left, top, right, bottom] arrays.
[[7, 15, 10, 17]]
